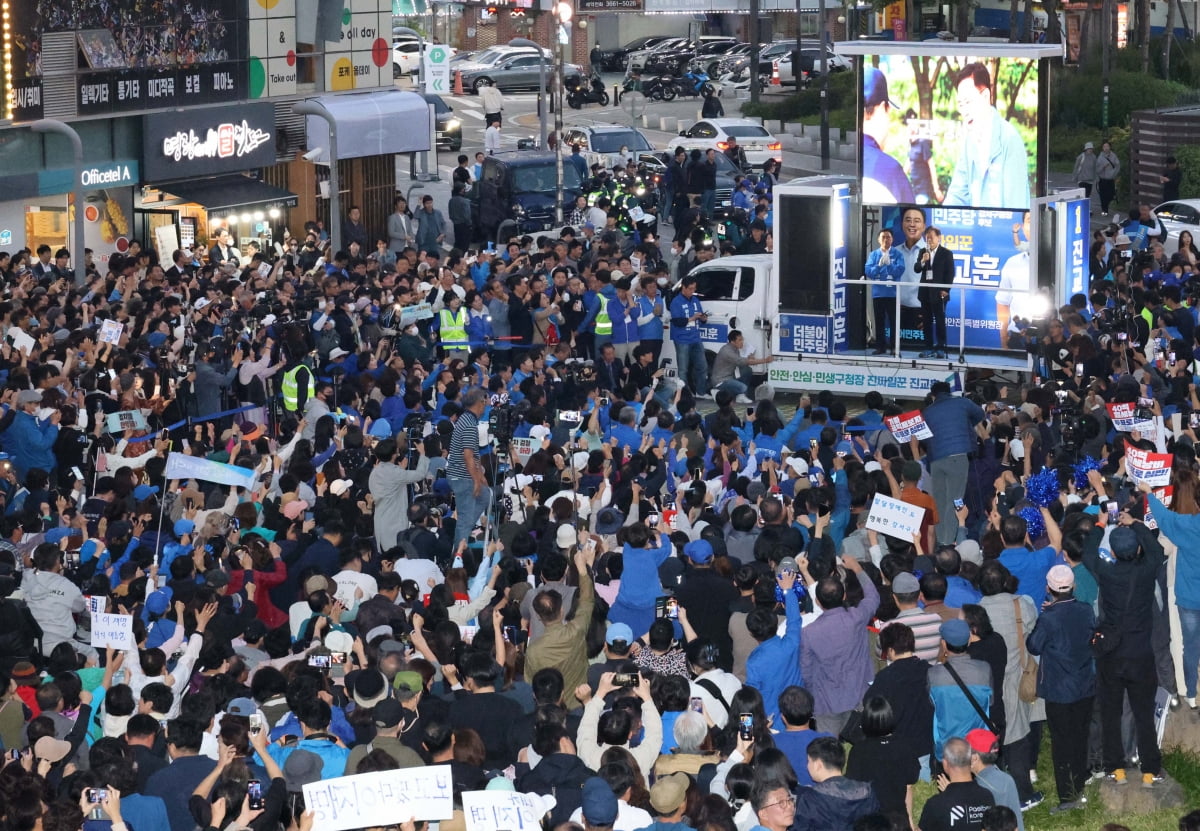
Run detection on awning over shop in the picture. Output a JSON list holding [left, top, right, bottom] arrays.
[[303, 90, 431, 164], [156, 176, 298, 217]]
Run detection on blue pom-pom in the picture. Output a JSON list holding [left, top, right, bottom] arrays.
[[1073, 456, 1103, 491], [1019, 505, 1046, 540], [1025, 468, 1061, 509]]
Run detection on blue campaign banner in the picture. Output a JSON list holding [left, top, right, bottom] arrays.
[[698, 322, 730, 350], [778, 313, 832, 354], [880, 205, 1029, 351], [1061, 198, 1089, 304], [832, 184, 851, 353]]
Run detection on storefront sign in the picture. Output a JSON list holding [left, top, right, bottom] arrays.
[[36, 160, 141, 197], [8, 80, 43, 123], [143, 102, 277, 181], [578, 0, 644, 9]]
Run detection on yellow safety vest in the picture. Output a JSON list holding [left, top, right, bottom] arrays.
[[440, 307, 468, 347], [281, 365, 314, 412], [594, 294, 612, 336]]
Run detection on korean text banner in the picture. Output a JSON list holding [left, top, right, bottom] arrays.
[[860, 54, 1038, 210], [880, 206, 1031, 351]]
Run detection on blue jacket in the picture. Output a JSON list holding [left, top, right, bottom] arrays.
[[1148, 493, 1200, 609], [637, 294, 665, 341], [5, 411, 59, 479], [921, 394, 985, 462], [608, 295, 640, 345], [577, 284, 617, 335], [928, 655, 993, 759], [998, 545, 1057, 608], [746, 589, 802, 725], [865, 246, 905, 299], [614, 539, 672, 609], [944, 575, 983, 608], [269, 707, 356, 746], [265, 735, 351, 779], [1026, 597, 1095, 703]]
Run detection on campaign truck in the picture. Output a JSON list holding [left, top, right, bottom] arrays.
[[673, 40, 1088, 399]]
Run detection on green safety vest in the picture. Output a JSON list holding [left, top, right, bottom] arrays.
[[440, 307, 468, 347], [281, 365, 314, 412], [594, 294, 612, 336]]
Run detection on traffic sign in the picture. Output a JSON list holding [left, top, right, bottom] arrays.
[[424, 44, 451, 93]]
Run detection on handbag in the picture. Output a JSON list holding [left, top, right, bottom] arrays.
[[1013, 597, 1039, 703], [839, 707, 865, 745]]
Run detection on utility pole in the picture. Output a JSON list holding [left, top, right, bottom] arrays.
[[749, 0, 761, 104], [554, 2, 572, 224]]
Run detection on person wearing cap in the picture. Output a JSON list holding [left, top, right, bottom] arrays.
[[578, 775, 621, 831], [799, 554, 879, 737], [963, 728, 1025, 829], [744, 562, 802, 726], [861, 66, 916, 204], [527, 548, 597, 710], [1072, 141, 1099, 205], [917, 737, 995, 831], [674, 538, 738, 670], [586, 622, 637, 693], [880, 571, 944, 663], [341, 698, 424, 774], [928, 618, 995, 764], [6, 388, 60, 480], [641, 771, 695, 831]]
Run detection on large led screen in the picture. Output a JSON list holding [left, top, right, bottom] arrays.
[[860, 55, 1038, 211]]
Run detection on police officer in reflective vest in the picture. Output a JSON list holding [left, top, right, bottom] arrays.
[[281, 357, 316, 415], [436, 292, 470, 359], [594, 293, 612, 341]]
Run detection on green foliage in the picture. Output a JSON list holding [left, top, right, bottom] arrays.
[[1050, 67, 1189, 129], [742, 72, 856, 123], [1175, 145, 1200, 205]]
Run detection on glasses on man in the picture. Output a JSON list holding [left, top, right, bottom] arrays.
[[761, 797, 796, 811]]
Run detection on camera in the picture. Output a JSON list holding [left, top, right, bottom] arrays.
[[489, 403, 519, 444]]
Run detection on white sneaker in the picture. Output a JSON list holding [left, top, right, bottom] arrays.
[[696, 391, 714, 400], [735, 394, 753, 404], [1188, 696, 1197, 709]]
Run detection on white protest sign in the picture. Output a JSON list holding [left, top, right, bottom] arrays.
[[865, 494, 925, 540], [462, 790, 557, 831], [1124, 440, 1173, 489], [98, 319, 125, 345], [399, 302, 435, 326], [90, 612, 134, 650], [884, 409, 933, 441], [303, 765, 454, 831], [511, 437, 536, 464], [6, 328, 35, 355], [105, 410, 148, 434]]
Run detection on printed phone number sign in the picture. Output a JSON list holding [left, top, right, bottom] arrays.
[[1124, 440, 1172, 489], [462, 790, 557, 831], [865, 493, 925, 540], [303, 765, 453, 831], [885, 409, 933, 441]]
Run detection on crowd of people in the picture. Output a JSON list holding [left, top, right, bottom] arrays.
[[0, 193, 1195, 831]]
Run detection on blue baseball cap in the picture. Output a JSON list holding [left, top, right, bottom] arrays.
[[863, 66, 896, 110], [581, 778, 619, 826], [940, 618, 971, 648], [133, 484, 160, 501], [605, 622, 633, 646], [80, 540, 103, 563], [684, 539, 714, 564], [368, 418, 392, 439], [146, 591, 171, 616], [174, 519, 195, 538]]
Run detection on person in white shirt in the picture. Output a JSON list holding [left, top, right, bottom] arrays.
[[479, 84, 504, 125], [333, 546, 379, 607]]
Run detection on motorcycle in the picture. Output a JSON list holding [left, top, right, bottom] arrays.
[[566, 71, 609, 109], [673, 69, 715, 99]]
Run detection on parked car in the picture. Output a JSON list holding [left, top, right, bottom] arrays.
[[640, 149, 743, 215], [474, 152, 584, 242], [460, 55, 582, 93], [593, 35, 676, 72], [776, 45, 850, 86], [392, 41, 457, 78], [625, 37, 690, 72], [423, 92, 462, 151], [673, 118, 782, 170], [1153, 199, 1200, 255]]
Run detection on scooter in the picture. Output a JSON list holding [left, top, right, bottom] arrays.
[[566, 71, 610, 109]]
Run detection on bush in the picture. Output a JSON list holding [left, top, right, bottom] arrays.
[[742, 71, 856, 124], [1176, 145, 1200, 203], [1050, 67, 1189, 129]]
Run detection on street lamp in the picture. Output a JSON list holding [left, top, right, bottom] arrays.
[[552, 1, 572, 224], [31, 119, 86, 286], [509, 37, 547, 149], [294, 100, 342, 255]]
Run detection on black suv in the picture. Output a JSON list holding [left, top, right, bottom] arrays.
[[474, 152, 584, 243]]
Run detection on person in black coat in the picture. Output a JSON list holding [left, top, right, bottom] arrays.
[[914, 226, 955, 358]]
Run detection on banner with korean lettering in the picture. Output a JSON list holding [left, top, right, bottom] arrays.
[[884, 409, 934, 441], [1143, 486, 1173, 531], [462, 791, 557, 831], [303, 765, 454, 831], [1124, 440, 1172, 489], [880, 206, 1031, 351], [831, 184, 851, 353], [865, 494, 925, 540], [1062, 199, 1089, 304]]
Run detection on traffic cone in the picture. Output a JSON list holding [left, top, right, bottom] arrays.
[[771, 61, 781, 86], [454, 70, 464, 96]]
